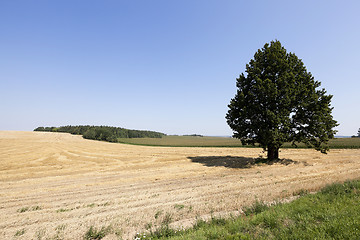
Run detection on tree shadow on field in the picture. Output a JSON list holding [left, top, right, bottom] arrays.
[[188, 156, 298, 169]]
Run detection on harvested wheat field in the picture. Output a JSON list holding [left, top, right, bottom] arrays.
[[1, 131, 360, 239]]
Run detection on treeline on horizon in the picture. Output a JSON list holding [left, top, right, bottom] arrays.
[[33, 125, 166, 142]]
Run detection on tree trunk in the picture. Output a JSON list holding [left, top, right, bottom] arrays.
[[267, 146, 279, 160]]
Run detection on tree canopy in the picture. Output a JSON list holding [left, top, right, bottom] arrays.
[[226, 40, 338, 160], [34, 125, 166, 142]]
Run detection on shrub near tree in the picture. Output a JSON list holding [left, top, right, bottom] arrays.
[[354, 128, 360, 138], [226, 40, 338, 160]]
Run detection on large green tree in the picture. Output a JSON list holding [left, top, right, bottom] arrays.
[[226, 40, 338, 160]]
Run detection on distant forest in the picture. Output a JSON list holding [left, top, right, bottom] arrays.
[[34, 125, 166, 142]]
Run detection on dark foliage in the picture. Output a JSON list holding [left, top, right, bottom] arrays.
[[226, 40, 338, 160], [183, 134, 204, 137], [34, 125, 165, 142]]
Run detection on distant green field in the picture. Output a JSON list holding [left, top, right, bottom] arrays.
[[118, 136, 360, 149], [118, 136, 244, 147]]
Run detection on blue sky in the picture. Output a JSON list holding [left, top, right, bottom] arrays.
[[1, 1, 359, 136]]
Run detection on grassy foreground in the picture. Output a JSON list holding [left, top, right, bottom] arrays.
[[118, 135, 360, 149], [137, 180, 360, 240]]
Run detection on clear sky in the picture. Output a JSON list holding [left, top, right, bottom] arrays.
[[1, 0, 359, 136]]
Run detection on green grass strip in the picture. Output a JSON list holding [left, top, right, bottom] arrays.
[[117, 136, 360, 149]]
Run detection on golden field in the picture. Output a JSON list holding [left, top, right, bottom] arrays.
[[1, 131, 359, 239]]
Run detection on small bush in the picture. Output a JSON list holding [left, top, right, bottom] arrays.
[[32, 206, 42, 211], [162, 213, 173, 226], [14, 228, 26, 236], [210, 216, 227, 226], [56, 208, 72, 213], [150, 225, 176, 239], [174, 204, 184, 210], [84, 226, 110, 240], [293, 189, 309, 196], [193, 218, 207, 230], [243, 199, 269, 216], [17, 207, 29, 213], [154, 210, 163, 219]]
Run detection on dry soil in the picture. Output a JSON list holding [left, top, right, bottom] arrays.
[[0, 131, 359, 239]]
